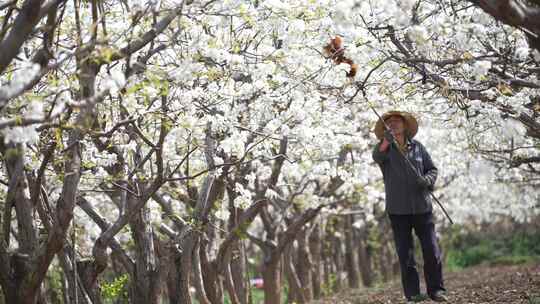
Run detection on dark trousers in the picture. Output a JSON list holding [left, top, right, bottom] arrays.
[[388, 212, 445, 299]]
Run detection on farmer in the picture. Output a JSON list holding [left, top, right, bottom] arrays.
[[372, 111, 447, 303]]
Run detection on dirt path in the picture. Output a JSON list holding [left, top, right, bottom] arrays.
[[312, 263, 540, 304]]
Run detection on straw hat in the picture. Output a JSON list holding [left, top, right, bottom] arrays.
[[374, 111, 418, 140]]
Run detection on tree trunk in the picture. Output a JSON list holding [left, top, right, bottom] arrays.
[[284, 243, 306, 304], [262, 258, 281, 304], [344, 215, 360, 289], [2, 276, 19, 304], [178, 233, 196, 304], [379, 243, 391, 282], [385, 241, 399, 278], [332, 233, 343, 292], [296, 228, 313, 301], [230, 241, 249, 304], [192, 239, 211, 304], [222, 203, 244, 304], [166, 250, 181, 304], [130, 205, 161, 304], [76, 259, 102, 304], [322, 240, 331, 295], [200, 246, 223, 304], [255, 201, 322, 304], [223, 262, 240, 304], [309, 224, 323, 299], [357, 228, 375, 287]]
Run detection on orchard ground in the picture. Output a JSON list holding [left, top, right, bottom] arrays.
[[313, 263, 540, 304]]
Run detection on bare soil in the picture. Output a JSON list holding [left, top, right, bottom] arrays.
[[312, 263, 540, 304]]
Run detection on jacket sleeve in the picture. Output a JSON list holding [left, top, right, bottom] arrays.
[[372, 142, 389, 165], [421, 144, 438, 189]]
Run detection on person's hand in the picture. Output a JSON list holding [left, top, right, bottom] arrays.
[[416, 176, 431, 189], [383, 129, 394, 143]]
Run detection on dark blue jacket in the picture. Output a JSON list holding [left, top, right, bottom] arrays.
[[372, 139, 438, 215]]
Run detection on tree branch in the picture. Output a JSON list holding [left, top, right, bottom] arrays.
[[216, 200, 267, 274], [0, 0, 47, 73], [77, 197, 135, 274], [276, 205, 323, 255], [109, 2, 186, 62], [468, 0, 540, 51]]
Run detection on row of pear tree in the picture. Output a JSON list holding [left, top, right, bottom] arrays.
[[0, 0, 538, 303]]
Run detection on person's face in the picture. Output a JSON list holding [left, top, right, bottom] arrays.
[[385, 115, 406, 136]]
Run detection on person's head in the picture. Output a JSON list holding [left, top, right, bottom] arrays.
[[385, 115, 406, 137], [374, 111, 418, 140]]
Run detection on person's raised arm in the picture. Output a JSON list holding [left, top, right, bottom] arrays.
[[372, 130, 394, 164]]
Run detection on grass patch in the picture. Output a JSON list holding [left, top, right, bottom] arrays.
[[529, 296, 540, 304], [445, 230, 540, 270], [489, 255, 540, 266]]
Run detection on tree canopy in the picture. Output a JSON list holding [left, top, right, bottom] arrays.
[[0, 0, 538, 303]]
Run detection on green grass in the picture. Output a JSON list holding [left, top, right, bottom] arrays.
[[489, 254, 540, 266], [248, 288, 265, 304], [445, 230, 540, 271], [529, 296, 540, 304]]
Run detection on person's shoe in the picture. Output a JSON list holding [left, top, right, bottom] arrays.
[[430, 290, 448, 302], [407, 293, 429, 303]]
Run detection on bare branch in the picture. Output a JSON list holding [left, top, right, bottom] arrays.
[[216, 200, 267, 274], [276, 205, 323, 255], [0, 0, 49, 73], [77, 197, 135, 274]]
